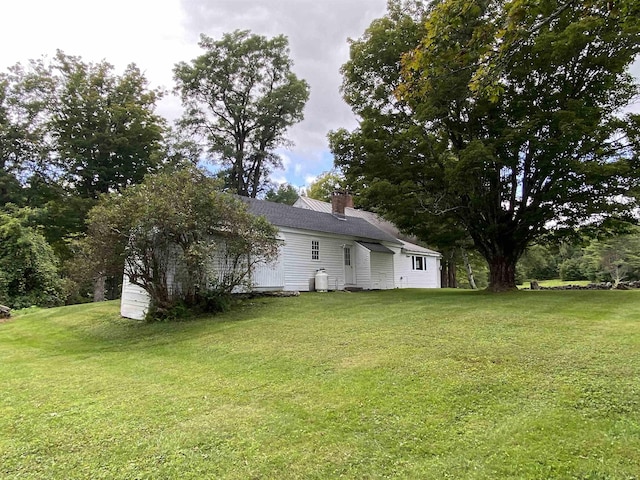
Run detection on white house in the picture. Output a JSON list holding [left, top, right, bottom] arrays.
[[294, 194, 441, 290], [120, 193, 442, 319], [122, 192, 436, 319]]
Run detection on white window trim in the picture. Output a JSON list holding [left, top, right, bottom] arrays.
[[344, 246, 351, 266]]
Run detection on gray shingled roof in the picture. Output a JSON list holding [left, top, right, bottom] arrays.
[[357, 241, 395, 254], [294, 196, 441, 256], [242, 197, 401, 245]]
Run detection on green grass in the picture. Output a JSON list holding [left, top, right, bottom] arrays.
[[1, 289, 639, 479]]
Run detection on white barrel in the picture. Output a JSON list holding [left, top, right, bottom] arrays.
[[315, 269, 329, 292]]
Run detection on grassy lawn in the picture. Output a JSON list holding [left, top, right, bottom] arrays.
[[1, 289, 639, 479]]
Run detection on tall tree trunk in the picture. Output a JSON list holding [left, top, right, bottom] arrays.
[[440, 253, 458, 288], [93, 274, 106, 302], [440, 260, 448, 288], [250, 155, 263, 199], [461, 248, 477, 289], [487, 256, 518, 292], [447, 259, 457, 288]]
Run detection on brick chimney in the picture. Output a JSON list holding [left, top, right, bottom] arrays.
[[331, 190, 353, 218]]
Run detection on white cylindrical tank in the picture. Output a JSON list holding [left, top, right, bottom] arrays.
[[315, 269, 329, 292]]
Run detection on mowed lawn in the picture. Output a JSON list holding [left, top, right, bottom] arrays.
[[1, 290, 639, 479]]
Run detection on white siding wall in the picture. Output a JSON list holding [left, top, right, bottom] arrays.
[[120, 276, 150, 320], [427, 256, 441, 288], [279, 228, 349, 291], [251, 245, 285, 291], [392, 249, 441, 289], [370, 251, 395, 289], [162, 243, 285, 295], [355, 242, 371, 290]]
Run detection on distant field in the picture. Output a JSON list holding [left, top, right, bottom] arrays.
[[1, 289, 639, 479], [519, 279, 592, 288]]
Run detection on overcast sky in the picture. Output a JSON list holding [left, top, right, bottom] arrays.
[[2, 1, 639, 189], [1, 0, 388, 188]]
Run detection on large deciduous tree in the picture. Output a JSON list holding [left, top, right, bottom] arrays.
[[1, 52, 167, 262], [174, 30, 310, 198], [305, 170, 348, 203], [2, 52, 167, 303], [50, 51, 166, 199], [2, 52, 166, 201], [87, 167, 279, 319], [331, 0, 640, 291]]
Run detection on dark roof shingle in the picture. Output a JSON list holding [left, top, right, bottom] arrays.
[[242, 197, 401, 244], [357, 241, 395, 254]]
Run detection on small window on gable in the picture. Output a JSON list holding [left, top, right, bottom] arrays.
[[412, 255, 425, 271], [312, 240, 320, 260]]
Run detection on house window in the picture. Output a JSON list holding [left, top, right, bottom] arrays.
[[412, 256, 425, 271], [312, 240, 320, 260]]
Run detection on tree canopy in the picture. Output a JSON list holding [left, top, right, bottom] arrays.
[[265, 183, 300, 205], [305, 170, 348, 203], [1, 52, 166, 201], [330, 0, 640, 291], [50, 52, 166, 199], [174, 30, 310, 198]]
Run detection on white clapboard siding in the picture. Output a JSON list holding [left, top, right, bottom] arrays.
[[251, 248, 285, 291], [120, 276, 150, 320], [370, 251, 395, 290], [279, 228, 350, 291], [393, 252, 441, 289], [355, 242, 372, 290]]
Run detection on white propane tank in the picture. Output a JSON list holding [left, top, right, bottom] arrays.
[[315, 269, 329, 292]]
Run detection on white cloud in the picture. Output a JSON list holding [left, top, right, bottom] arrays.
[[278, 152, 292, 172], [270, 174, 288, 186], [304, 174, 318, 186]]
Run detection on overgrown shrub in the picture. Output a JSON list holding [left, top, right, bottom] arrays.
[[146, 300, 192, 322], [144, 292, 232, 322], [0, 208, 63, 309], [197, 290, 232, 314], [87, 167, 279, 321]]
